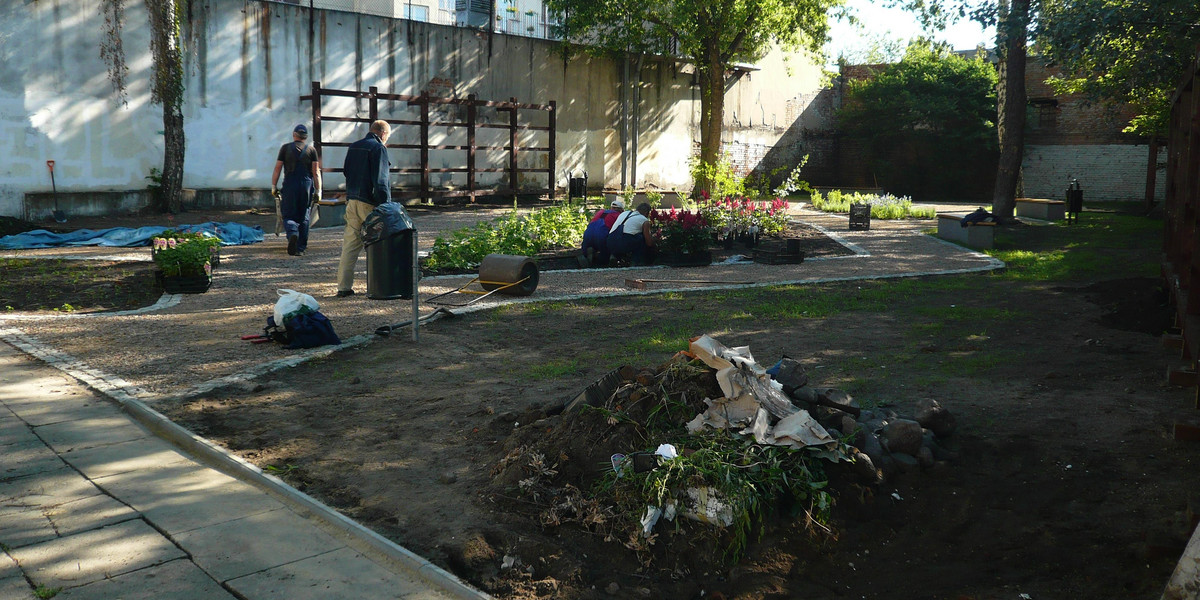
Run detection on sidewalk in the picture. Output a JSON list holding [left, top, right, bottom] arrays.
[[0, 342, 481, 600]]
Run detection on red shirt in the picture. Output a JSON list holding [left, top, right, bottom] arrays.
[[592, 209, 622, 229]]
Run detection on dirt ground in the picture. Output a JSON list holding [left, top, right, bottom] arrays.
[[7, 206, 1198, 599], [161, 238, 1195, 597]]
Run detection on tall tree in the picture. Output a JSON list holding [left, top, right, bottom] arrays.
[[891, 0, 1030, 220], [100, 0, 188, 213], [545, 0, 841, 194]]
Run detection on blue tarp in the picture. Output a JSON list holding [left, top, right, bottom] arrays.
[[0, 222, 265, 250]]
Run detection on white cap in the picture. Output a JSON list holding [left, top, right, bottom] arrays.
[[611, 199, 625, 209]]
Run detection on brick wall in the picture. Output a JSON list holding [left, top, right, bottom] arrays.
[[1022, 144, 1165, 202], [1024, 59, 1142, 146]]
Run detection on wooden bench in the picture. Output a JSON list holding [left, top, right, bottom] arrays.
[[1015, 197, 1066, 221], [937, 213, 995, 249]]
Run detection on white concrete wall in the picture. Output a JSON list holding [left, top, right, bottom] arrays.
[[1022, 144, 1166, 202], [0, 0, 827, 217]]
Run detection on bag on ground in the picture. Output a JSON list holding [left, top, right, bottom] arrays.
[[263, 310, 341, 349], [274, 288, 319, 325]]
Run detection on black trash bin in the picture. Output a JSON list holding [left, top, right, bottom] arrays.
[[362, 202, 417, 300]]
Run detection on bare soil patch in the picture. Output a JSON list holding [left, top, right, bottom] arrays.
[[156, 263, 1197, 600], [0, 259, 161, 313]]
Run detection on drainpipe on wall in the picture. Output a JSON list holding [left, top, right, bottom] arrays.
[[631, 53, 643, 189]]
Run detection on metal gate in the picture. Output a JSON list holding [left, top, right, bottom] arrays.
[[301, 81, 556, 204]]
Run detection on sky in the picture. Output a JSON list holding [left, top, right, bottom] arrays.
[[824, 0, 995, 64]]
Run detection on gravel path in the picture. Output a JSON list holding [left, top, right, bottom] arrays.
[[0, 205, 1001, 400]]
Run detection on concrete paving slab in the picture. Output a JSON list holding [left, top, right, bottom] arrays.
[[174, 508, 343, 582], [0, 492, 138, 550], [0, 439, 64, 482], [35, 414, 149, 453], [0, 413, 37, 448], [9, 519, 185, 589], [0, 466, 103, 508], [0, 395, 114, 429], [59, 437, 191, 479], [93, 464, 284, 534], [0, 576, 32, 599], [57, 558, 236, 600], [226, 546, 447, 600], [0, 550, 20, 581]]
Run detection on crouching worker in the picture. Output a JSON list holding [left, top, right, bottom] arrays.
[[579, 198, 625, 267], [607, 202, 656, 266]]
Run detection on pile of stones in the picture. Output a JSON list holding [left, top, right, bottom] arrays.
[[770, 357, 958, 485]]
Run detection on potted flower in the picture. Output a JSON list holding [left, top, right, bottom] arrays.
[[651, 207, 714, 267], [151, 234, 218, 293]]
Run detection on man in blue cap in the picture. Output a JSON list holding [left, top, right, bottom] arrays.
[[271, 123, 322, 256]]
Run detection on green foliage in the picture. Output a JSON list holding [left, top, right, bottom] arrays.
[[423, 203, 589, 271], [689, 156, 746, 200], [1036, 0, 1200, 137], [810, 190, 936, 219], [34, 585, 62, 600], [600, 430, 838, 562], [837, 41, 998, 200], [151, 232, 217, 277]]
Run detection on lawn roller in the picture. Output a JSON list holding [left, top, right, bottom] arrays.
[[426, 254, 539, 307]]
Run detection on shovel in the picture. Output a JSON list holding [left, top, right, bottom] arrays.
[[46, 160, 66, 223]]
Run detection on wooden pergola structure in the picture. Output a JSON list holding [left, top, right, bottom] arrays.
[[301, 82, 556, 203]]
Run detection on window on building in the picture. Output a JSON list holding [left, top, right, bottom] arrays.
[[404, 4, 430, 21], [1029, 98, 1059, 131], [437, 0, 454, 23]]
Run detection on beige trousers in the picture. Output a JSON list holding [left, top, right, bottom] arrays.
[[337, 199, 375, 293]]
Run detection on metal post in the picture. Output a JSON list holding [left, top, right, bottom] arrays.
[[509, 97, 519, 199], [548, 100, 556, 199], [411, 230, 419, 342], [467, 94, 477, 202]]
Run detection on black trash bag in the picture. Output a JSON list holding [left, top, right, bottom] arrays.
[[361, 201, 415, 246]]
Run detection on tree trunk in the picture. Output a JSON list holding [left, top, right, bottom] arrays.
[[992, 0, 1029, 221], [695, 46, 725, 196], [162, 105, 185, 213]]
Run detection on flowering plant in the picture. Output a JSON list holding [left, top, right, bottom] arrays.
[[151, 232, 218, 278], [698, 196, 791, 239], [650, 207, 713, 254]]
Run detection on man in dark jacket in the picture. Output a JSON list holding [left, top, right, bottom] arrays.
[[336, 120, 392, 297]]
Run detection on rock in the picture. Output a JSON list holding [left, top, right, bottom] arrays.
[[916, 446, 935, 469], [606, 582, 621, 595], [771, 358, 809, 394], [880, 419, 924, 456], [849, 449, 883, 485], [789, 385, 818, 404], [914, 398, 957, 438], [350, 376, 361, 385], [840, 415, 859, 436], [817, 388, 861, 417], [438, 471, 458, 484], [854, 431, 887, 470], [892, 452, 919, 473]]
